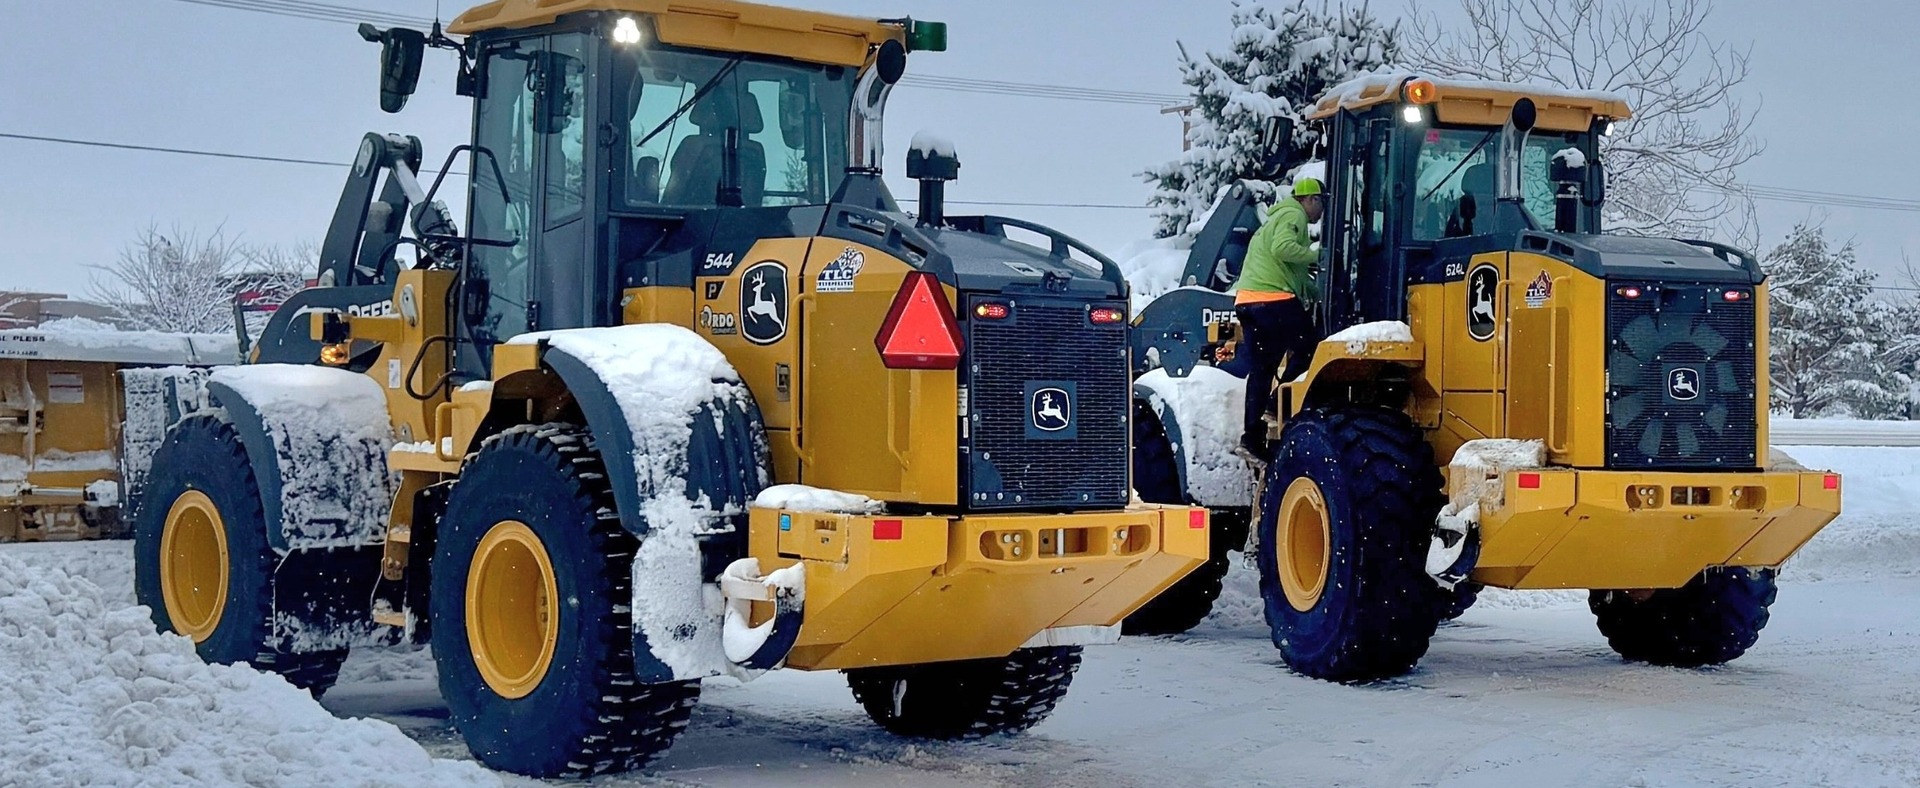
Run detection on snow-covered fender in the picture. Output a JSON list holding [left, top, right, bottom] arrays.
[[1134, 366, 1255, 509], [205, 365, 395, 552], [508, 326, 771, 683], [1132, 287, 1237, 377], [1282, 326, 1426, 417]]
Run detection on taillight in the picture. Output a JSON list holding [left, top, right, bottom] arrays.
[[974, 302, 1011, 320], [1617, 286, 1643, 299], [1089, 307, 1126, 325], [1723, 289, 1750, 302], [875, 272, 963, 370], [1518, 472, 1542, 490]]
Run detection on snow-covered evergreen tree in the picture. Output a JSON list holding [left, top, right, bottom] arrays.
[[1766, 224, 1899, 418], [1144, 1, 1399, 239]]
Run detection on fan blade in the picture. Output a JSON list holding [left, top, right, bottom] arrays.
[[1621, 316, 1661, 360], [1692, 321, 1729, 358], [1705, 403, 1729, 432], [1610, 350, 1654, 387], [1613, 393, 1648, 427], [1676, 423, 1700, 456], [1640, 418, 1665, 458], [1714, 362, 1739, 393]]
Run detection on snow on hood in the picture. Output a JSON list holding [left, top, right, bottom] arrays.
[[753, 484, 883, 515], [1321, 72, 1629, 111], [1326, 321, 1414, 353], [0, 554, 497, 787]]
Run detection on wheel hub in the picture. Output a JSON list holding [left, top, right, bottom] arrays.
[[160, 490, 230, 643], [467, 520, 560, 699], [1277, 477, 1331, 612]]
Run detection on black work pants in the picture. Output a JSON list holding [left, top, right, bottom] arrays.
[[1237, 298, 1318, 445]]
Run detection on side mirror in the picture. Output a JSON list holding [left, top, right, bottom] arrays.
[[1258, 116, 1296, 177], [360, 24, 426, 114], [534, 52, 583, 135]]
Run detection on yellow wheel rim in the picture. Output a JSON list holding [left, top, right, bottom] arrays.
[[1277, 477, 1332, 612], [467, 521, 560, 700], [159, 490, 230, 643]]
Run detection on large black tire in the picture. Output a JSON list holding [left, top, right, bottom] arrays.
[[1435, 582, 1484, 622], [1257, 407, 1445, 682], [431, 424, 700, 778], [1123, 401, 1231, 636], [133, 415, 347, 695], [1590, 567, 1778, 667], [846, 646, 1083, 739]]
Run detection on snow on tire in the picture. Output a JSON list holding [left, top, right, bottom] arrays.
[[1590, 567, 1778, 667], [132, 414, 347, 696], [430, 424, 699, 777], [846, 646, 1083, 739]]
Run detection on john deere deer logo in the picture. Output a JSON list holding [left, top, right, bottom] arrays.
[[1031, 387, 1071, 432], [1467, 264, 1499, 341], [1668, 368, 1701, 401], [739, 261, 788, 346]]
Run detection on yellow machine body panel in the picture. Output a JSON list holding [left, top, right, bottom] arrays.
[[0, 359, 124, 541], [747, 505, 1209, 670], [450, 0, 902, 67], [1471, 469, 1841, 589], [1308, 75, 1633, 132]]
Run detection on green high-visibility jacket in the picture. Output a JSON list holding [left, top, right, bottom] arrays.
[[1238, 196, 1320, 301]]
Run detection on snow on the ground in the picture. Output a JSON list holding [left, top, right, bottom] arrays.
[[753, 484, 883, 514], [0, 552, 495, 788]]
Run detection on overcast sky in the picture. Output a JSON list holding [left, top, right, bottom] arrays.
[[4, 0, 1918, 297]]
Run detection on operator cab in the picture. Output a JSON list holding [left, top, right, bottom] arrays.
[[1301, 75, 1620, 334]]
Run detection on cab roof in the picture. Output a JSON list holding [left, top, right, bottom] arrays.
[[1309, 73, 1634, 133], [449, 0, 904, 68]]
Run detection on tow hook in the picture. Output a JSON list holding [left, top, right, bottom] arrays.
[[1427, 506, 1481, 589], [719, 558, 806, 671]]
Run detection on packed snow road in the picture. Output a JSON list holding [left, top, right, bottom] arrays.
[[3, 444, 1917, 786]]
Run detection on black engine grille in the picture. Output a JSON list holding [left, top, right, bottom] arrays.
[[964, 296, 1131, 510], [1605, 282, 1759, 469]]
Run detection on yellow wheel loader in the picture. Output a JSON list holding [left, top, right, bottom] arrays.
[[1132, 75, 1841, 681], [124, 0, 1208, 776]]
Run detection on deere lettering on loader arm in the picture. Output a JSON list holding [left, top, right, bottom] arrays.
[[1130, 74, 1841, 681], [125, 0, 1207, 776]]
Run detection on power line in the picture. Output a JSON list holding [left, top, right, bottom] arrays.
[[0, 132, 345, 169], [156, 0, 1192, 108]]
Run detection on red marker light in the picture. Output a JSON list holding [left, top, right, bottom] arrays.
[[1723, 290, 1749, 302], [1518, 473, 1542, 490], [1824, 475, 1840, 491], [1618, 287, 1643, 299], [874, 519, 904, 541], [974, 302, 1011, 320], [1090, 307, 1126, 325], [1189, 509, 1207, 529]]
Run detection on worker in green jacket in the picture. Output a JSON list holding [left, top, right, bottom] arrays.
[[1236, 177, 1325, 458]]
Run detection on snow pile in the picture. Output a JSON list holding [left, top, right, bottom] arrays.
[[1779, 446, 1920, 582], [754, 484, 883, 515], [1115, 237, 1193, 314], [0, 553, 496, 787], [0, 320, 239, 366], [1136, 366, 1254, 507], [210, 366, 394, 550], [513, 325, 755, 680], [1325, 320, 1414, 353]]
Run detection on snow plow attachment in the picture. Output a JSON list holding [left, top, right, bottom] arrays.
[[745, 504, 1210, 670]]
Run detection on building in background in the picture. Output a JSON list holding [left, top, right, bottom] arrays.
[[0, 292, 131, 330]]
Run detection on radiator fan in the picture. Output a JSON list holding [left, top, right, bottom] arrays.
[[1608, 307, 1738, 462]]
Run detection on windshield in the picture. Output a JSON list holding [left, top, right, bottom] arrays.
[[1411, 126, 1593, 240], [613, 48, 853, 209]]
